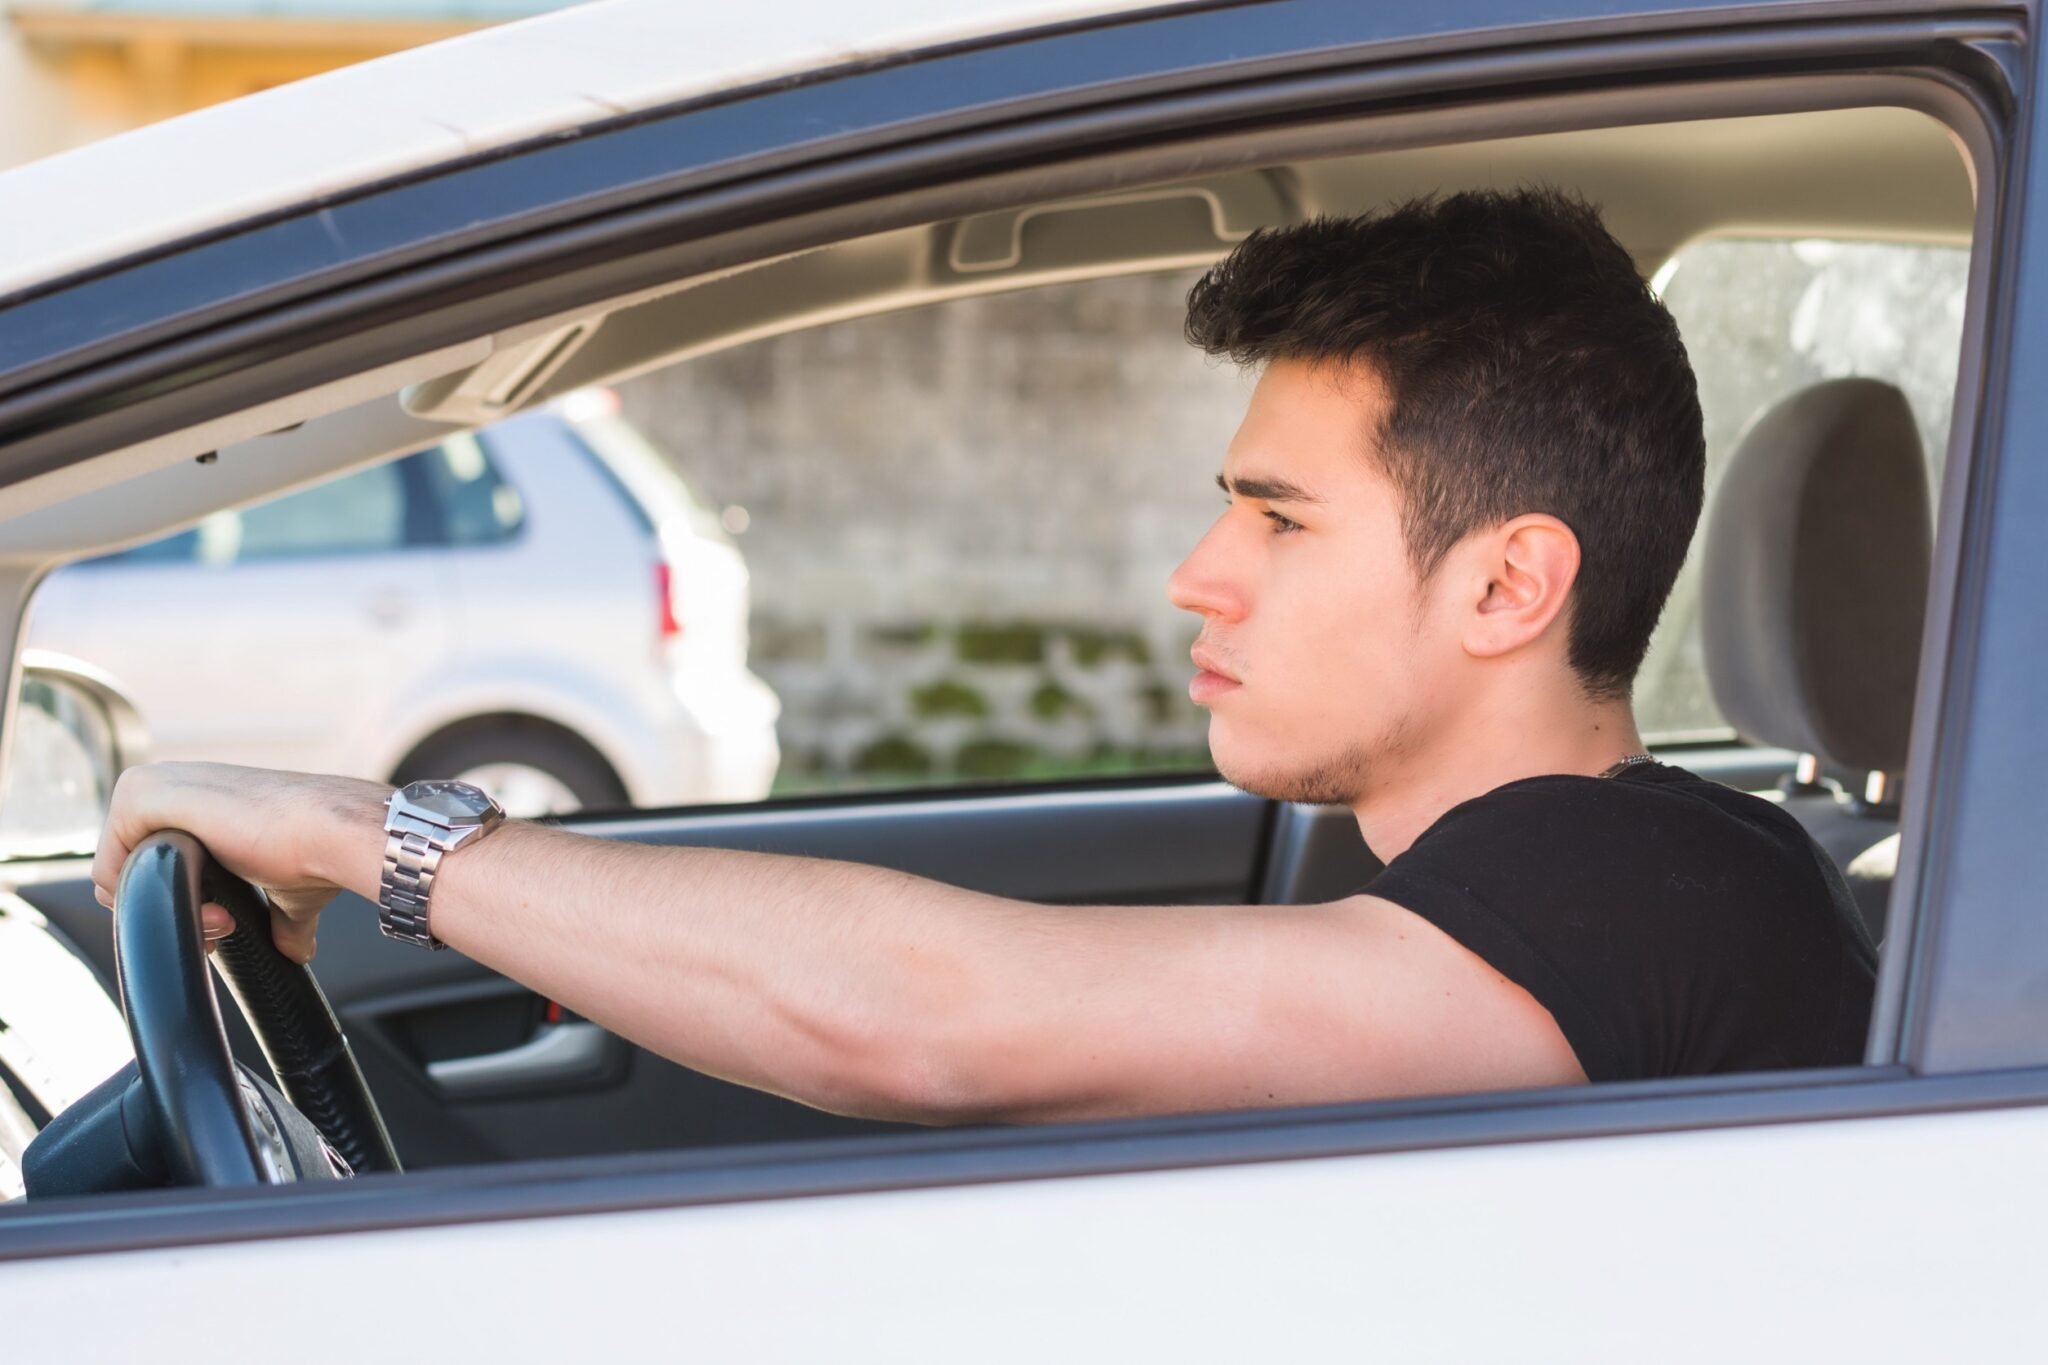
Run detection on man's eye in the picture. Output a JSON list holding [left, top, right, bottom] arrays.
[[1263, 509, 1303, 535]]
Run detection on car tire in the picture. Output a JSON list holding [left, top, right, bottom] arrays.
[[395, 724, 629, 818]]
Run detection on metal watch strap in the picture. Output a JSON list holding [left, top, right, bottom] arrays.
[[380, 827, 450, 949]]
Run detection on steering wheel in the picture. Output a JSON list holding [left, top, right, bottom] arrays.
[[111, 830, 401, 1184]]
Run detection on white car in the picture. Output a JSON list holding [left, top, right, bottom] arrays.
[[24, 390, 780, 816], [0, 0, 2038, 1358]]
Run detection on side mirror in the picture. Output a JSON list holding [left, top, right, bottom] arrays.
[[0, 650, 149, 859]]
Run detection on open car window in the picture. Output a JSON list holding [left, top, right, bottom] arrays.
[[16, 228, 1973, 813]]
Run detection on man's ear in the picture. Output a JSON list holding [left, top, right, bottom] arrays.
[[1464, 514, 1581, 661]]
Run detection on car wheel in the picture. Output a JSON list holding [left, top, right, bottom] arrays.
[[397, 726, 629, 818]]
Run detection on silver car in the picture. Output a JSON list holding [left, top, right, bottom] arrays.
[[25, 390, 780, 815]]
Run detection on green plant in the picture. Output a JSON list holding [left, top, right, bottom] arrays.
[[1029, 678, 1094, 721], [955, 620, 1047, 664], [1068, 627, 1153, 666], [911, 677, 990, 718], [955, 737, 1036, 778], [852, 733, 934, 774]]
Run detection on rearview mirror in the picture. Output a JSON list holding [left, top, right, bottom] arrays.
[[0, 651, 149, 860]]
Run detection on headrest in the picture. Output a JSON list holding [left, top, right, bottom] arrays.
[[1701, 378, 1931, 775]]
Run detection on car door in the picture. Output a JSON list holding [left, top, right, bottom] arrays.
[[1, 0, 2043, 1353]]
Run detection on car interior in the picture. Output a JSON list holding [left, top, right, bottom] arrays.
[[0, 95, 1980, 1185]]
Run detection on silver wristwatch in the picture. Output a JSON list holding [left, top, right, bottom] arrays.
[[379, 779, 506, 949]]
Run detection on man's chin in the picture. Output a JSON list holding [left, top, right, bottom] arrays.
[[1211, 742, 1373, 808]]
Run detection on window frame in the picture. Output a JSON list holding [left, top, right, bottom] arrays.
[[0, 1, 2030, 1261], [208, 454, 417, 563]]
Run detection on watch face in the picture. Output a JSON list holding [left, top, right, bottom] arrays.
[[401, 780, 500, 824]]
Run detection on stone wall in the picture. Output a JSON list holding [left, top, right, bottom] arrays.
[[615, 269, 1243, 791]]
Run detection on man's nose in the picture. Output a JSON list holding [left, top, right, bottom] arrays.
[[1167, 521, 1247, 620]]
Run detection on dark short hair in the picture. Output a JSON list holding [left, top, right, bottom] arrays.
[[1184, 186, 1704, 699]]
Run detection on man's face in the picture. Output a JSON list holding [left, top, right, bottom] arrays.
[[1168, 358, 1460, 805]]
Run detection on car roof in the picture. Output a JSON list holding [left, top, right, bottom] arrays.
[[0, 0, 1195, 306]]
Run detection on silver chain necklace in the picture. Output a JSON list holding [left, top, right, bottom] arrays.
[[1598, 753, 1655, 779]]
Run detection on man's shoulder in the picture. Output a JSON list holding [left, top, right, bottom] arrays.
[[1375, 760, 1848, 943], [1406, 762, 1808, 856], [1364, 761, 1875, 1081]]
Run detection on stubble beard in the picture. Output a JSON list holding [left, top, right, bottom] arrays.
[[1211, 711, 1413, 808]]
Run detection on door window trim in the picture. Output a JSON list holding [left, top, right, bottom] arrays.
[[9, 1057, 2048, 1264]]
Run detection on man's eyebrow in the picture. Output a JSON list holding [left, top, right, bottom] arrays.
[[1216, 472, 1327, 505]]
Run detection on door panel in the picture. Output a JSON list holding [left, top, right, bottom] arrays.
[[19, 750, 1796, 1166], [18, 776, 1273, 1167]]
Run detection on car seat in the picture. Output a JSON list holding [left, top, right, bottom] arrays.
[[1699, 377, 1933, 945]]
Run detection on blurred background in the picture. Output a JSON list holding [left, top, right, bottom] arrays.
[[0, 1, 1971, 822], [0, 0, 561, 162]]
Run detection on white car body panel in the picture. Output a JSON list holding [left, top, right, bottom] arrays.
[[26, 543, 459, 769], [0, 0, 1187, 304], [6, 1104, 2040, 1358]]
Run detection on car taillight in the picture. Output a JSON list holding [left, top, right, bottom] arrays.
[[654, 561, 683, 640]]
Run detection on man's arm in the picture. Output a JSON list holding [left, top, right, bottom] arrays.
[[93, 763, 1586, 1125]]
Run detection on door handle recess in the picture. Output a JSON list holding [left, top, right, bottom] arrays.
[[426, 1021, 620, 1099]]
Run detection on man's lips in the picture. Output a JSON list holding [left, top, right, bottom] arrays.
[[1189, 645, 1241, 704]]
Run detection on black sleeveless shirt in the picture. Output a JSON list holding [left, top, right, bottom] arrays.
[[1363, 762, 1878, 1081]]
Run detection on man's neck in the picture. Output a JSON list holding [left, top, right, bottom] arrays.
[[1349, 683, 1645, 863]]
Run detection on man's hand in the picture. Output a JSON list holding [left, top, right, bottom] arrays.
[[92, 761, 391, 964]]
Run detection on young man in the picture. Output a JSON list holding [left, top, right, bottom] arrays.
[[92, 188, 1877, 1123]]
